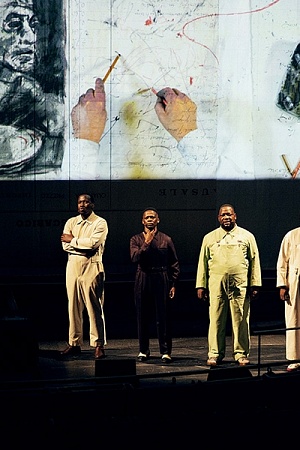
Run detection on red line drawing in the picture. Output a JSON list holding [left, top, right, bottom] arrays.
[[182, 0, 281, 64]]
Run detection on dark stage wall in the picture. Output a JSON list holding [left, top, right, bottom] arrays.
[[0, 178, 292, 339], [1, 178, 297, 277]]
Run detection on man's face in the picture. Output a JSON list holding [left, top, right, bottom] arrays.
[[142, 210, 159, 230], [77, 195, 94, 218], [0, 3, 39, 73], [218, 206, 236, 231]]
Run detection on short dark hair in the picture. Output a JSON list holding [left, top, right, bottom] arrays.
[[219, 203, 235, 212], [142, 206, 158, 215], [77, 193, 95, 203]]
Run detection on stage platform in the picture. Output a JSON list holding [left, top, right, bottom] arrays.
[[0, 334, 290, 382], [1, 333, 300, 449]]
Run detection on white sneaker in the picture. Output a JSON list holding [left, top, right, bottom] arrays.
[[137, 351, 150, 362], [287, 362, 300, 372], [161, 354, 172, 363]]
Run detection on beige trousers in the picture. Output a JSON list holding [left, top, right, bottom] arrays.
[[66, 254, 106, 347]]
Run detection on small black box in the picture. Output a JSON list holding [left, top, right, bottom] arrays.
[[0, 317, 39, 371], [95, 358, 137, 384], [207, 366, 252, 381]]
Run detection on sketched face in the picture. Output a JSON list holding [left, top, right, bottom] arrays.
[[0, 3, 39, 73]]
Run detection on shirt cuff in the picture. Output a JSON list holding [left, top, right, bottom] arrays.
[[60, 138, 101, 180]]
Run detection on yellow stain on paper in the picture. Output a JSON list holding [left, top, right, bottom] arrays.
[[121, 101, 141, 129]]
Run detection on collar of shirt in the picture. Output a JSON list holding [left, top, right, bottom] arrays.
[[76, 212, 96, 225], [219, 224, 237, 239]]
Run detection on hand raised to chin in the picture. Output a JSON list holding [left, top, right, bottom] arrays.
[[144, 227, 156, 244]]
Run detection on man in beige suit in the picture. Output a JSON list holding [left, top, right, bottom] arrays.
[[60, 193, 108, 359]]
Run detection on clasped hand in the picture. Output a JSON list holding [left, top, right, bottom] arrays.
[[61, 232, 73, 243]]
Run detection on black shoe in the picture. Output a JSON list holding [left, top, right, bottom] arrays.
[[137, 351, 150, 362], [60, 345, 81, 356], [95, 346, 105, 359]]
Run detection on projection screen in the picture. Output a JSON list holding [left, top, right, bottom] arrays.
[[0, 0, 299, 181]]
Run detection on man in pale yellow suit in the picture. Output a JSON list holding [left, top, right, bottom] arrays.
[[60, 193, 108, 359]]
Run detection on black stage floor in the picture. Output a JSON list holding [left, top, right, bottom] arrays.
[[1, 333, 300, 449], [0, 334, 291, 383]]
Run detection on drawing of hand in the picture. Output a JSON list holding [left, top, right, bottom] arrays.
[[71, 78, 107, 143], [154, 87, 197, 142]]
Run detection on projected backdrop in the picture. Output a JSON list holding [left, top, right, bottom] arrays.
[[0, 0, 299, 181]]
